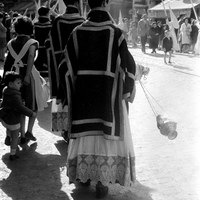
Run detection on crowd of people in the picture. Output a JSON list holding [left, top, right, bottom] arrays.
[[0, 0, 150, 199], [125, 13, 200, 56]]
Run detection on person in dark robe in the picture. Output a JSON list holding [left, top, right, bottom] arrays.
[[34, 6, 52, 78], [149, 21, 159, 53], [45, 0, 85, 99], [56, 0, 147, 198], [190, 19, 199, 54], [46, 0, 85, 142]]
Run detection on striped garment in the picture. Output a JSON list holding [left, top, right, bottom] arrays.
[[57, 9, 136, 140], [46, 6, 85, 98]]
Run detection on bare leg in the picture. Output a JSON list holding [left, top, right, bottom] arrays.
[[20, 115, 26, 138], [164, 53, 167, 63], [27, 113, 37, 133], [25, 113, 37, 141], [9, 129, 20, 160], [169, 51, 172, 63]]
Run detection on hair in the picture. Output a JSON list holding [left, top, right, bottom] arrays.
[[4, 71, 21, 86], [88, 0, 109, 9], [63, 0, 79, 6], [38, 6, 50, 16], [13, 16, 33, 35]]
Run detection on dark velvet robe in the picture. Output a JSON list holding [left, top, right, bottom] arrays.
[[57, 9, 136, 140], [46, 6, 85, 98], [34, 16, 52, 78]]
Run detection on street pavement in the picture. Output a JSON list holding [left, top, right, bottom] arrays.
[[0, 47, 200, 200]]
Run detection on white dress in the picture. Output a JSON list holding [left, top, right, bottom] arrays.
[[7, 39, 48, 112], [180, 22, 192, 45]]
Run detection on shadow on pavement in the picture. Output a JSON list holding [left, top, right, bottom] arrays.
[[69, 179, 154, 200], [0, 142, 70, 200]]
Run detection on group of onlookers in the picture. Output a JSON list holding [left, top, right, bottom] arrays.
[[126, 14, 200, 55]]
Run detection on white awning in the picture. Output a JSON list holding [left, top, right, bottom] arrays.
[[148, 0, 200, 18]]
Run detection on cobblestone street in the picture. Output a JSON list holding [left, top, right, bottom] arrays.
[[0, 47, 200, 200]]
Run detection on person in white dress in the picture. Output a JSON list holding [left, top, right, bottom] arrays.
[[180, 17, 192, 53]]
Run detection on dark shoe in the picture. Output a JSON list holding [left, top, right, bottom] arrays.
[[9, 155, 19, 161], [25, 131, 36, 141], [80, 179, 91, 187], [4, 136, 11, 146], [20, 137, 29, 145], [168, 61, 172, 64], [96, 181, 108, 199]]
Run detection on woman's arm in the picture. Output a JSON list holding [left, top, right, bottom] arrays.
[[23, 44, 37, 85]]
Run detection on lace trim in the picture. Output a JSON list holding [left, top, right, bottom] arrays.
[[67, 154, 135, 186]]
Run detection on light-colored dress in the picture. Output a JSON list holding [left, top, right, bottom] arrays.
[[180, 22, 192, 45], [7, 39, 48, 111]]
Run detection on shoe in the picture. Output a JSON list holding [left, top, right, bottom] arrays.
[[20, 137, 29, 145], [25, 131, 36, 141], [96, 181, 108, 199], [168, 61, 172, 64], [79, 179, 91, 187], [9, 155, 19, 161], [4, 136, 11, 146]]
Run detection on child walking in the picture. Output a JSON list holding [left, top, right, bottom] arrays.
[[0, 71, 36, 160], [162, 30, 173, 64]]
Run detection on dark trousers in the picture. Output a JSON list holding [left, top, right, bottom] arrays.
[[140, 35, 147, 52]]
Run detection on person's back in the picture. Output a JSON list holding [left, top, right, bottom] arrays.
[[46, 0, 85, 98], [34, 6, 52, 78]]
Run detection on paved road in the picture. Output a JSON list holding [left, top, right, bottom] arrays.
[[0, 48, 200, 200]]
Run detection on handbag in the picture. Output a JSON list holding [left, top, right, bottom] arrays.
[[51, 99, 68, 132]]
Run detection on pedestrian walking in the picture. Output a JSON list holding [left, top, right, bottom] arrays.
[[46, 0, 85, 142], [162, 30, 173, 64], [130, 21, 138, 48], [149, 21, 159, 53], [0, 12, 7, 62], [190, 19, 199, 54], [56, 0, 146, 198], [3, 16, 47, 143], [34, 6, 52, 78], [180, 17, 191, 53], [137, 14, 149, 53], [46, 0, 85, 99], [0, 71, 36, 160], [157, 21, 164, 50]]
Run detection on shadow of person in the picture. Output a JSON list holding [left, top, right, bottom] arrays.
[[0, 142, 70, 200], [70, 179, 155, 200], [145, 52, 164, 58]]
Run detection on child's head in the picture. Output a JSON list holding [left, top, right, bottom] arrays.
[[13, 16, 33, 36], [4, 71, 22, 90]]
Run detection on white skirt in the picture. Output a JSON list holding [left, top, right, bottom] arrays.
[[67, 100, 135, 186]]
